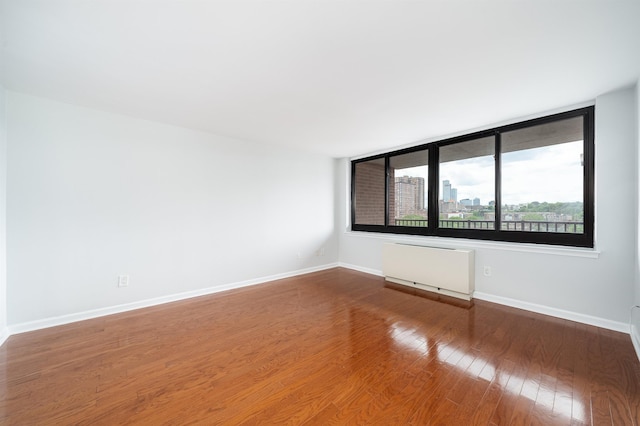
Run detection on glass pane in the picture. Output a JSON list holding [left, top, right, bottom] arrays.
[[501, 116, 584, 233], [353, 158, 385, 225], [389, 150, 428, 227], [439, 137, 495, 229]]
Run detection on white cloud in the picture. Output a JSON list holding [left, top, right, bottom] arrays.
[[502, 142, 582, 205]]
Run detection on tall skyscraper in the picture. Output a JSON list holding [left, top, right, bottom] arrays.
[[451, 188, 458, 203], [443, 180, 451, 202]]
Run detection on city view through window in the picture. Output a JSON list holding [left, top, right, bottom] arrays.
[[352, 107, 593, 246], [392, 117, 585, 234]]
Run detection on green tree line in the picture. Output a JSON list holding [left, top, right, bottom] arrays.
[[511, 201, 583, 220]]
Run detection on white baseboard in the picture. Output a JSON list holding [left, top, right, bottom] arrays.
[[338, 262, 383, 277], [0, 326, 9, 346], [473, 291, 629, 334], [632, 324, 640, 363], [7, 262, 339, 337], [631, 306, 640, 362]]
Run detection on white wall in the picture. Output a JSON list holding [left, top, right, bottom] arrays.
[[339, 86, 637, 329], [6, 92, 338, 326], [0, 86, 7, 341]]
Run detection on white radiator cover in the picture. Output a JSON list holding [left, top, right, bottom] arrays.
[[382, 243, 475, 300]]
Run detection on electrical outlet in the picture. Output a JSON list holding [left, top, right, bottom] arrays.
[[118, 275, 129, 287], [483, 266, 492, 277]]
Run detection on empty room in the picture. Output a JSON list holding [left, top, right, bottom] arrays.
[[1, 0, 640, 424]]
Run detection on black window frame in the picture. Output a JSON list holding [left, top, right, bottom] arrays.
[[351, 106, 595, 248]]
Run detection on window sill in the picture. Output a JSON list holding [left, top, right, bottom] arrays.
[[343, 230, 600, 259]]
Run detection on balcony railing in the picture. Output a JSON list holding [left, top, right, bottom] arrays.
[[394, 219, 584, 233]]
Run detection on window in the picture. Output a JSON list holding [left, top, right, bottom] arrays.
[[351, 107, 594, 247], [439, 136, 494, 230], [501, 117, 585, 234], [389, 150, 428, 228], [352, 157, 386, 226]]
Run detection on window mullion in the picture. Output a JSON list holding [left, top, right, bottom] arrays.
[[428, 144, 439, 234], [384, 156, 390, 227], [495, 132, 502, 232]]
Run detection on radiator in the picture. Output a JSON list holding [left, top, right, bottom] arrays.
[[382, 243, 475, 301]]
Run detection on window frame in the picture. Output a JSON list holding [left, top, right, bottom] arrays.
[[350, 106, 595, 248]]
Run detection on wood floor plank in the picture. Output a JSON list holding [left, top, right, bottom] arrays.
[[470, 377, 510, 425], [370, 372, 428, 424], [490, 358, 528, 425], [571, 323, 593, 424], [0, 267, 639, 425]]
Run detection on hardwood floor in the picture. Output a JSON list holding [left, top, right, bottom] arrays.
[[1, 267, 639, 425]]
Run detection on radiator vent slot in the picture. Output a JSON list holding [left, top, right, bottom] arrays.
[[382, 243, 475, 301]]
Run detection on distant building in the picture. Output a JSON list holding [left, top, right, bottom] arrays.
[[460, 198, 472, 207], [473, 197, 480, 206], [442, 179, 459, 203], [395, 176, 425, 218], [439, 200, 457, 213], [442, 180, 451, 202]]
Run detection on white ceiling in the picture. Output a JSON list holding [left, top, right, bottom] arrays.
[[1, 1, 639, 158]]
